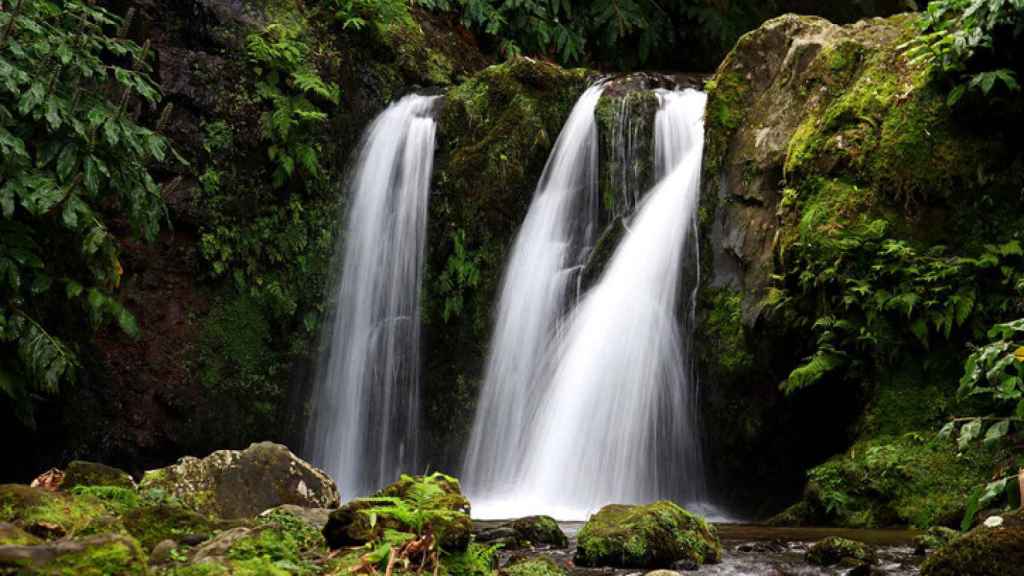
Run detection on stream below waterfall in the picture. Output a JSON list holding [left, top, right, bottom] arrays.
[[475, 521, 924, 576]]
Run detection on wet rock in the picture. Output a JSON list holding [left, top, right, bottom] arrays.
[[920, 510, 1024, 576], [139, 441, 340, 519], [0, 534, 147, 574], [477, 526, 520, 546], [324, 472, 472, 552], [574, 501, 721, 569], [61, 461, 136, 490], [150, 538, 177, 564], [806, 536, 873, 567], [484, 515, 569, 549], [913, 526, 959, 555]]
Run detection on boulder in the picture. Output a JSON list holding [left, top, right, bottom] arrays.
[[914, 526, 959, 555], [574, 501, 721, 569], [61, 461, 136, 490], [921, 510, 1024, 576], [260, 504, 331, 530], [0, 534, 147, 575], [122, 503, 223, 550], [805, 536, 873, 567], [324, 472, 472, 552], [0, 484, 107, 539], [138, 442, 340, 519], [477, 515, 568, 549]]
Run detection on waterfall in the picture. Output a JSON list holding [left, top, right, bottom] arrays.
[[473, 89, 708, 520], [305, 94, 439, 497], [462, 85, 605, 496]]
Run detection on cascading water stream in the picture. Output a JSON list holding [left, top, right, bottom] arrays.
[[472, 88, 708, 520], [305, 94, 439, 497], [462, 85, 605, 497]]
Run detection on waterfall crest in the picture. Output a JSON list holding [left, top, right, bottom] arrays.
[[305, 94, 439, 497], [472, 89, 708, 520], [462, 85, 605, 496]]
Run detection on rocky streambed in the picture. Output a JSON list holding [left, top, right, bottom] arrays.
[[480, 521, 923, 576]]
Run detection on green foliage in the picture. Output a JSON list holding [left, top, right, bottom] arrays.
[[245, 22, 339, 188], [328, 0, 411, 30], [0, 0, 173, 425], [414, 0, 773, 68], [224, 510, 325, 576], [772, 229, 1024, 394], [959, 318, 1024, 416], [435, 229, 482, 322], [903, 0, 1024, 105]]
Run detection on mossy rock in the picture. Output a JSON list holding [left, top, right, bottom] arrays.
[[0, 522, 42, 546], [914, 526, 959, 555], [509, 515, 567, 549], [574, 501, 721, 569], [0, 484, 109, 539], [805, 536, 873, 567], [500, 557, 567, 576], [139, 442, 340, 519], [182, 510, 326, 575], [62, 461, 136, 491], [122, 503, 225, 550], [921, 510, 1024, 576], [324, 473, 472, 552], [0, 533, 148, 575]]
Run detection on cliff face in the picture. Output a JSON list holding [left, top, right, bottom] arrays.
[[697, 13, 1023, 521]]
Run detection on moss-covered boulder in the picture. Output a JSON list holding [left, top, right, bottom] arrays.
[[805, 536, 873, 567], [139, 442, 339, 519], [697, 10, 1024, 517], [920, 510, 1024, 576], [0, 533, 148, 575], [914, 526, 960, 555], [122, 503, 223, 550], [0, 484, 109, 539], [510, 515, 568, 549], [324, 473, 472, 552], [574, 501, 721, 569], [62, 461, 136, 491], [0, 523, 42, 546]]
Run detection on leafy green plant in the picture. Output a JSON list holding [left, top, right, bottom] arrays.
[[435, 229, 482, 323], [0, 0, 174, 424], [959, 318, 1024, 416], [772, 232, 1024, 394], [245, 22, 339, 187], [903, 0, 1024, 105]]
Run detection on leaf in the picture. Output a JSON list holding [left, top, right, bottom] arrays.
[[958, 418, 983, 450], [938, 420, 956, 439], [961, 485, 983, 531], [983, 419, 1010, 445]]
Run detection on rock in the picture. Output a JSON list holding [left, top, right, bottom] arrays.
[[806, 536, 873, 567], [324, 472, 472, 552], [190, 526, 256, 565], [0, 523, 41, 546], [476, 526, 519, 545], [509, 515, 568, 548], [500, 557, 568, 576], [122, 503, 222, 550], [139, 441, 340, 519], [0, 534, 147, 574], [150, 538, 177, 564], [914, 526, 959, 555], [61, 461, 136, 490], [574, 501, 721, 569], [647, 570, 684, 576], [920, 510, 1024, 576], [0, 484, 107, 538]]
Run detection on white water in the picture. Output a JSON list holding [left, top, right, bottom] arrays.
[[472, 89, 709, 520], [462, 85, 605, 496], [305, 94, 439, 497]]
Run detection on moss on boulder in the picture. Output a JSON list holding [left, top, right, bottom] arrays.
[[509, 515, 567, 549], [139, 442, 340, 519], [0, 484, 110, 539], [62, 461, 136, 491], [921, 510, 1024, 576], [0, 534, 148, 575], [574, 501, 721, 569], [324, 473, 472, 552], [805, 536, 873, 567]]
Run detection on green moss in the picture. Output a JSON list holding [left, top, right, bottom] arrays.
[[123, 503, 221, 550], [439, 541, 499, 576], [67, 486, 140, 516], [509, 515, 567, 548], [0, 522, 42, 545], [575, 501, 720, 568], [501, 557, 567, 576], [806, 536, 872, 566], [38, 535, 148, 576], [62, 461, 135, 491], [920, 511, 1024, 576], [801, 432, 998, 528], [0, 484, 109, 538], [701, 288, 755, 383]]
